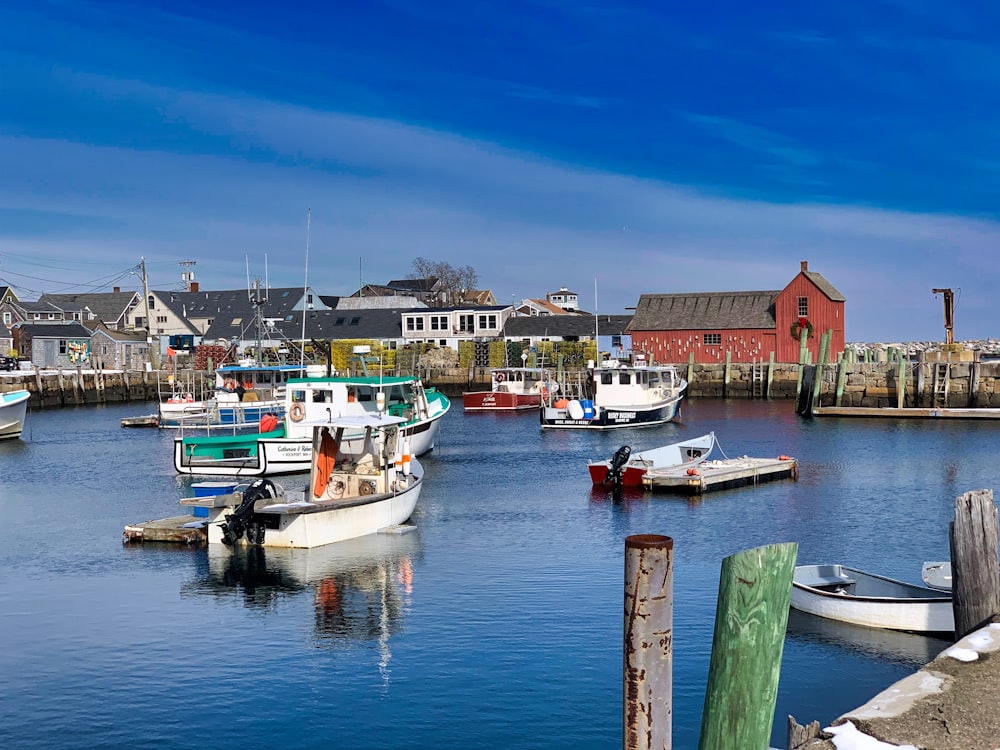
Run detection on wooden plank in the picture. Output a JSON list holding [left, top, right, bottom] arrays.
[[813, 406, 1000, 419], [950, 489, 1000, 639]]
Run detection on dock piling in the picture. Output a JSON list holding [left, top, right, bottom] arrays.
[[623, 534, 673, 750], [697, 542, 797, 750], [949, 489, 1000, 640]]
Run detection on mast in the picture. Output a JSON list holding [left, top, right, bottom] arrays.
[[301, 208, 311, 367], [594, 277, 599, 359]]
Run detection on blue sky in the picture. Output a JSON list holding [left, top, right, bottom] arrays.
[[1, 1, 999, 342]]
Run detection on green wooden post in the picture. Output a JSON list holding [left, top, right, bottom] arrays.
[[724, 350, 732, 398], [835, 356, 847, 407], [798, 327, 808, 365], [766, 351, 774, 400], [896, 354, 906, 408], [810, 330, 829, 408], [698, 542, 798, 750]]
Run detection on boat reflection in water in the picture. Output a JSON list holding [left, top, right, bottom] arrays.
[[785, 608, 952, 669], [184, 531, 421, 682]]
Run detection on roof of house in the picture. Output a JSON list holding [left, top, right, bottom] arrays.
[[505, 314, 633, 337], [801, 270, 846, 302], [153, 287, 307, 320], [386, 277, 440, 293], [12, 299, 65, 314], [0, 286, 17, 303], [628, 292, 780, 331], [204, 307, 410, 342], [15, 322, 94, 338], [38, 292, 139, 323], [90, 323, 149, 342], [461, 290, 495, 305], [522, 299, 574, 315], [336, 295, 426, 310]]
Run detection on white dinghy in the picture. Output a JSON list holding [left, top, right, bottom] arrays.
[[790, 564, 954, 635]]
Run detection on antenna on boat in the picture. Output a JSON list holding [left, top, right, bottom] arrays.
[[301, 208, 311, 368]]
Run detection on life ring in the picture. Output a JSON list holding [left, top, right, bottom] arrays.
[[495, 372, 506, 383], [289, 402, 306, 423]]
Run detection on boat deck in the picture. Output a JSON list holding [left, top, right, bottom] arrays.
[[642, 456, 798, 494], [122, 515, 207, 545]]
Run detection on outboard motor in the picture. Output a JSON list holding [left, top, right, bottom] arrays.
[[605, 445, 632, 487], [220, 478, 278, 546]]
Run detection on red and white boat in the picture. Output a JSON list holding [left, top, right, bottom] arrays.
[[588, 432, 716, 487], [463, 367, 554, 411]]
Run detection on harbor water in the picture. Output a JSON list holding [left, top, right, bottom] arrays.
[[2, 398, 991, 748]]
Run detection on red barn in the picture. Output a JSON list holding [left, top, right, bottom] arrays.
[[627, 261, 845, 364]]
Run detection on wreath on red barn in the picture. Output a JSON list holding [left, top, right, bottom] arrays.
[[790, 317, 814, 340]]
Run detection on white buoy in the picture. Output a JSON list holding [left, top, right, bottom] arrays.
[[376, 391, 386, 412], [402, 437, 411, 475]]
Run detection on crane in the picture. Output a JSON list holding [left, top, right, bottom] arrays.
[[931, 288, 954, 345]]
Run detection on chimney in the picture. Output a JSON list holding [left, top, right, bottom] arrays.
[[113, 286, 120, 293], [800, 261, 808, 273], [191, 281, 200, 292]]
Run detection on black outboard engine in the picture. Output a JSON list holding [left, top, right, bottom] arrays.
[[605, 445, 632, 487], [220, 478, 278, 546]]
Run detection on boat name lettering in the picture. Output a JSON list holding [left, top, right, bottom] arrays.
[[607, 412, 636, 420]]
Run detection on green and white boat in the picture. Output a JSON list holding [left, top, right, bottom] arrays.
[[173, 375, 450, 477]]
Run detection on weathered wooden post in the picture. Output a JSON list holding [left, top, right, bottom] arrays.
[[724, 350, 732, 399], [896, 354, 906, 408], [810, 330, 830, 408], [624, 534, 673, 750], [950, 489, 1000, 640], [916, 349, 926, 407], [970, 348, 981, 407], [687, 352, 695, 394], [766, 351, 774, 400], [834, 356, 847, 407], [698, 542, 798, 750]]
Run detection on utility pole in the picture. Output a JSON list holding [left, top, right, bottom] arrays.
[[141, 257, 159, 368], [932, 288, 955, 346]]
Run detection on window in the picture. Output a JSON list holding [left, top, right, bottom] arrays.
[[431, 315, 448, 331], [349, 317, 360, 326], [478, 314, 497, 330], [335, 317, 345, 326], [2, 312, 10, 325], [156, 315, 167, 323], [458, 314, 474, 332], [703, 333, 722, 345], [619, 372, 631, 385], [59, 340, 67, 354], [148, 295, 155, 310], [798, 296, 809, 317], [439, 339, 447, 347]]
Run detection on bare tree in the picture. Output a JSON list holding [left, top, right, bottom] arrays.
[[410, 257, 479, 306]]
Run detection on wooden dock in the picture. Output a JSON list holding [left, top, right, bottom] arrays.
[[121, 414, 159, 427], [813, 406, 1000, 419], [123, 515, 207, 545], [642, 457, 798, 494]]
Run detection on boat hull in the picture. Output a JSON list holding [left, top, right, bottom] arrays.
[[205, 477, 422, 549], [462, 391, 539, 411], [588, 432, 716, 485], [174, 415, 444, 476], [790, 564, 954, 634], [0, 390, 30, 440], [541, 396, 682, 430], [587, 464, 647, 486]]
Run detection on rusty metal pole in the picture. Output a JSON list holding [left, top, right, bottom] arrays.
[[624, 534, 673, 750]]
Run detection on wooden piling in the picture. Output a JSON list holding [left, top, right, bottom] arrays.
[[724, 351, 732, 398], [698, 542, 797, 750], [810, 331, 829, 408], [949, 489, 1000, 640], [834, 357, 847, 407], [767, 351, 774, 399], [687, 352, 695, 391], [624, 534, 673, 750], [896, 355, 906, 409]]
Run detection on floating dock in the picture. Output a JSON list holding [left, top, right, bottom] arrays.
[[120, 414, 159, 428], [123, 515, 206, 545], [642, 457, 798, 494], [813, 406, 1000, 419]]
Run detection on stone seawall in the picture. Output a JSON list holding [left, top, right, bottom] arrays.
[[432, 361, 1000, 406], [1, 369, 165, 408]]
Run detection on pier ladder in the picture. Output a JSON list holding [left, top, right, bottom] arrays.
[[933, 362, 950, 407], [751, 361, 767, 400]]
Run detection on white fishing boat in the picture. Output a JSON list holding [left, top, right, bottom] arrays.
[[159, 363, 316, 428], [173, 375, 450, 476], [462, 367, 554, 411], [0, 389, 30, 440], [179, 412, 423, 549], [540, 358, 686, 429], [587, 432, 716, 486], [791, 564, 954, 635]]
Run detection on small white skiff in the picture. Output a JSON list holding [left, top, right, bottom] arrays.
[[790, 564, 954, 635]]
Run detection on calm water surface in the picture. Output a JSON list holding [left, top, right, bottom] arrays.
[[1, 398, 993, 749]]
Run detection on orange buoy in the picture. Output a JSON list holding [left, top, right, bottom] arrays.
[[778, 454, 791, 461], [686, 468, 699, 476]]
